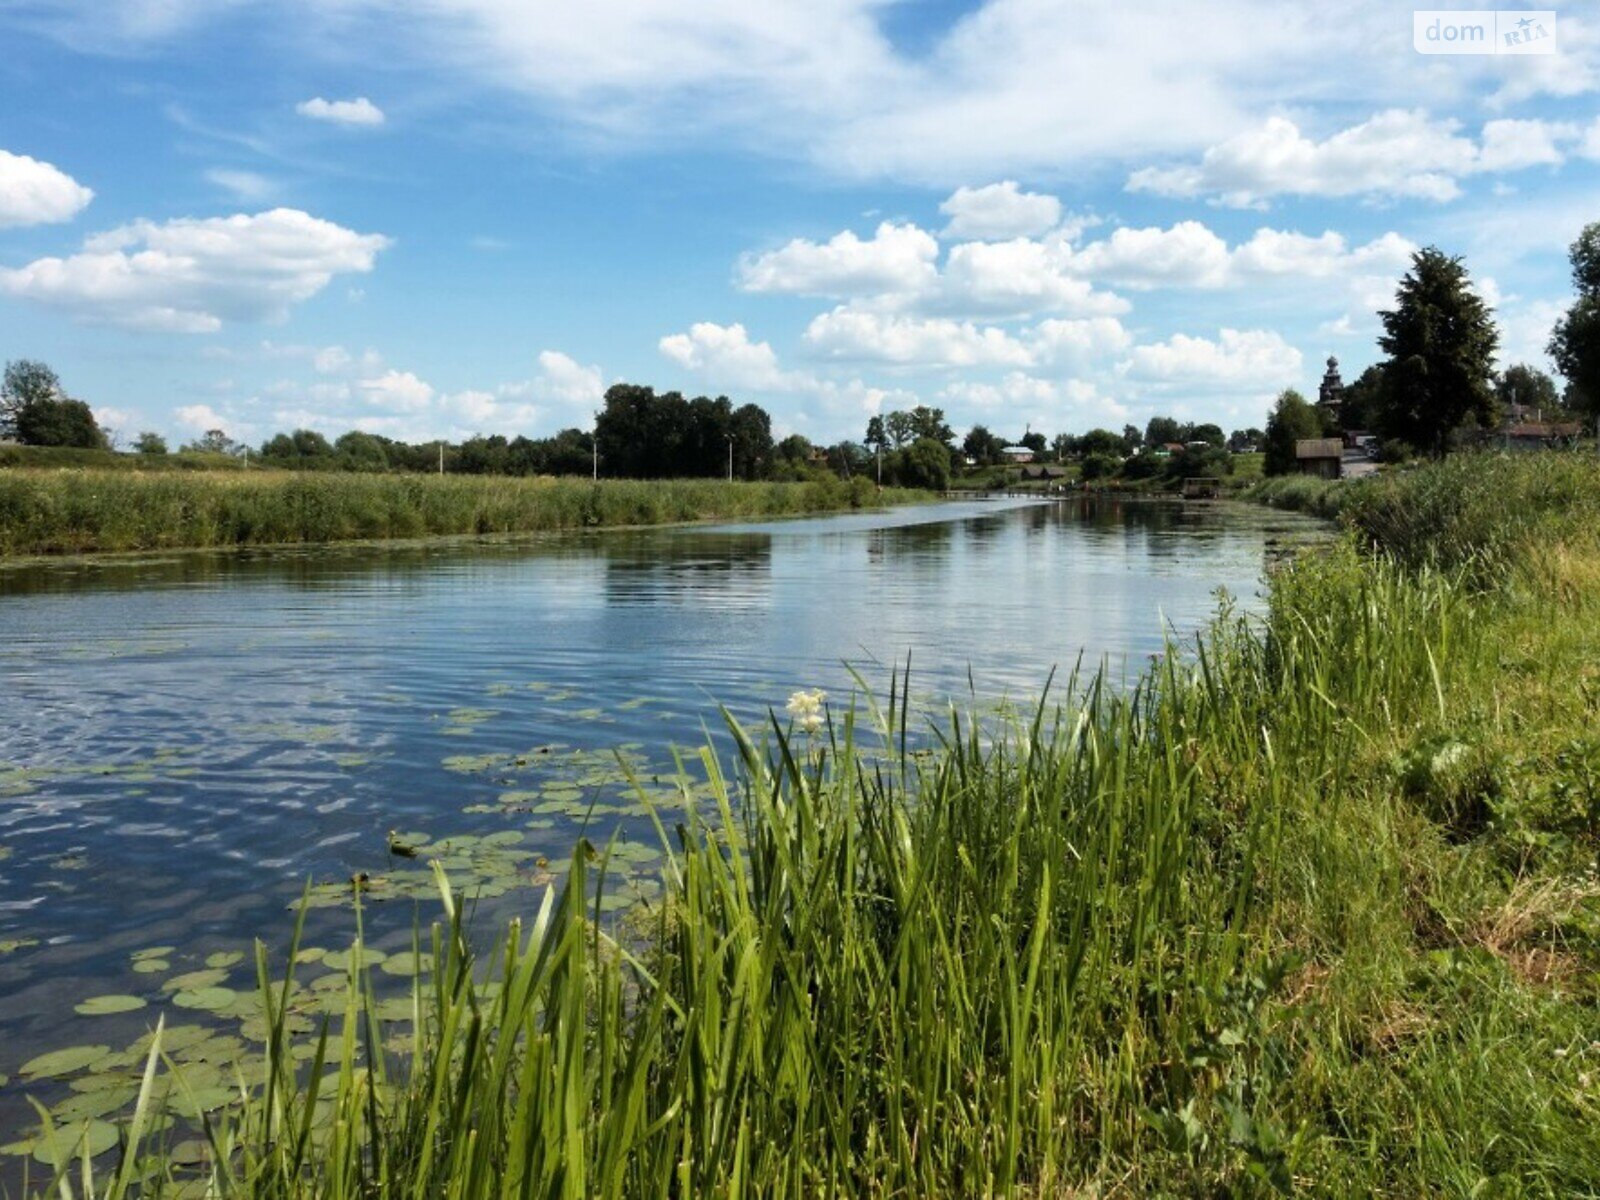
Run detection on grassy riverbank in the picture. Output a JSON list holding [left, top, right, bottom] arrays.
[[0, 471, 929, 556], [14, 454, 1600, 1195]]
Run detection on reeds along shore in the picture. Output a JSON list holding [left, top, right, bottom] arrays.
[[0, 471, 927, 556], [16, 452, 1600, 1196]]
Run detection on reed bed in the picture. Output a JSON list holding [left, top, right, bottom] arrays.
[[13, 452, 1600, 1195], [0, 472, 924, 556]]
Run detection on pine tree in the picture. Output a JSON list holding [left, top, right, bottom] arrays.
[[1375, 248, 1499, 455]]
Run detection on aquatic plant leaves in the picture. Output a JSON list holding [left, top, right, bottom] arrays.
[[164, 968, 229, 992], [74, 994, 147, 1016], [20, 1044, 111, 1078], [379, 951, 433, 977], [171, 986, 237, 1011], [8, 1119, 122, 1164]]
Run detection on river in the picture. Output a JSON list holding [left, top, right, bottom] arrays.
[[0, 495, 1324, 1153]]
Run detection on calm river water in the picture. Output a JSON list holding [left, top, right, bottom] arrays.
[[0, 496, 1323, 1146]]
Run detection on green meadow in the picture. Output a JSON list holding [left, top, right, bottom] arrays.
[[8, 452, 1600, 1196]]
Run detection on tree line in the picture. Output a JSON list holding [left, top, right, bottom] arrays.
[[1262, 227, 1600, 475]]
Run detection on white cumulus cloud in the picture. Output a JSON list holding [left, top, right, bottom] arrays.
[[1123, 328, 1302, 386], [936, 237, 1128, 317], [737, 222, 938, 298], [0, 208, 390, 333], [529, 349, 605, 405], [175, 403, 233, 433], [803, 307, 1032, 367], [358, 370, 434, 412], [938, 182, 1062, 240], [660, 322, 799, 391], [1071, 221, 1233, 289], [0, 149, 93, 228]]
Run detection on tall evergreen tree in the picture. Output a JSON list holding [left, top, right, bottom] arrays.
[[1375, 247, 1499, 455], [1548, 223, 1600, 424]]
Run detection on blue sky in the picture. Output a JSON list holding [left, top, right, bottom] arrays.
[[1, 1, 1597, 447]]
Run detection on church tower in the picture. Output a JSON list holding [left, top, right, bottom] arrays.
[[1317, 355, 1344, 426]]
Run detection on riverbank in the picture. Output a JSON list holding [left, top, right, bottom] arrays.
[[11, 453, 1600, 1194], [0, 471, 932, 556]]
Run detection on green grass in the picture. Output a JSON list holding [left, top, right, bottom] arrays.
[[0, 471, 932, 556], [13, 452, 1600, 1196]]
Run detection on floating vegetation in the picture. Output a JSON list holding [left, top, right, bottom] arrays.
[[19, 1045, 110, 1080], [162, 968, 229, 992], [171, 986, 237, 1011], [0, 937, 39, 955], [72, 995, 147, 1016]]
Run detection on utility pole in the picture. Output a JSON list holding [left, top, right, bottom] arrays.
[[726, 433, 734, 482], [438, 441, 444, 476], [592, 431, 599, 480], [875, 443, 882, 487]]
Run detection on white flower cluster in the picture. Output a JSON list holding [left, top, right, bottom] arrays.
[[785, 689, 827, 735]]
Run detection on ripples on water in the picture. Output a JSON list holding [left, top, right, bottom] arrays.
[[0, 496, 1325, 1127]]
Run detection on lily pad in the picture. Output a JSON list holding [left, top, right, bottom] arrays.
[[20, 1044, 111, 1079], [323, 947, 387, 972], [169, 1139, 212, 1166], [205, 951, 245, 969], [131, 958, 170, 974], [53, 1086, 139, 1123], [172, 986, 237, 1012], [380, 951, 434, 977], [0, 937, 39, 956], [75, 995, 147, 1016], [174, 1085, 236, 1113], [164, 968, 228, 992], [30, 1120, 119, 1164]]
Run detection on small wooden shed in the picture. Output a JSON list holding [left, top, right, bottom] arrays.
[[1294, 438, 1343, 479]]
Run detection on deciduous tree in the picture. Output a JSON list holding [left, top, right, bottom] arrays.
[[1495, 363, 1559, 419], [1, 359, 61, 439], [1263, 389, 1320, 476]]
